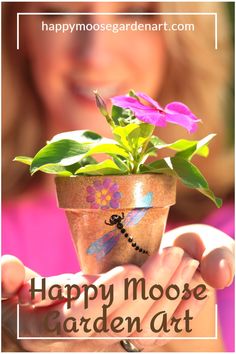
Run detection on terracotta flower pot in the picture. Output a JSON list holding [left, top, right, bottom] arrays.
[[55, 174, 176, 274]]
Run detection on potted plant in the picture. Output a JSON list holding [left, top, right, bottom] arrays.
[[15, 90, 221, 274]]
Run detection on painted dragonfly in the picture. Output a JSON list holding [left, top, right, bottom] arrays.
[[87, 192, 153, 260]]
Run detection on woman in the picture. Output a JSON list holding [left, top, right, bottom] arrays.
[[2, 2, 234, 352]]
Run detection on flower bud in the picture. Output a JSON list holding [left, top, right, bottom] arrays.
[[93, 90, 108, 115], [93, 90, 115, 128]]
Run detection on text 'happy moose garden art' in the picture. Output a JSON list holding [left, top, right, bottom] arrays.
[[15, 90, 221, 273]]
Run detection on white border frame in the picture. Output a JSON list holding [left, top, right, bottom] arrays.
[[16, 304, 218, 340], [16, 12, 218, 50], [15, 7, 219, 342]]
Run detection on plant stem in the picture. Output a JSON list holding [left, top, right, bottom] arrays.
[[134, 136, 153, 173]]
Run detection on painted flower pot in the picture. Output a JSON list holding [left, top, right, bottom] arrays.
[[55, 174, 176, 274]]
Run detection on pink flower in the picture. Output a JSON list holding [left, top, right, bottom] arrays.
[[86, 178, 121, 209], [111, 92, 200, 133]]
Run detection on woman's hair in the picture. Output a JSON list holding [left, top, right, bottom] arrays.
[[2, 2, 234, 220]]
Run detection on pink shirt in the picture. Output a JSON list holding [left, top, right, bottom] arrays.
[[2, 192, 80, 276], [2, 192, 234, 351]]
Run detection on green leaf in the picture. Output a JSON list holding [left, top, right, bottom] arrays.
[[150, 134, 216, 159], [30, 139, 90, 174], [128, 123, 154, 149], [174, 144, 198, 160], [80, 156, 98, 166], [139, 158, 176, 175], [111, 105, 125, 125], [112, 156, 129, 173], [170, 157, 208, 189], [195, 134, 216, 157], [140, 156, 221, 207], [14, 156, 72, 175], [170, 157, 221, 207], [34, 164, 73, 176], [149, 136, 167, 148], [14, 155, 73, 175], [64, 157, 98, 174], [145, 137, 167, 157], [196, 188, 222, 208], [113, 123, 154, 154], [14, 156, 33, 166], [111, 103, 139, 127], [113, 124, 140, 152], [175, 134, 216, 160], [49, 130, 102, 144], [85, 143, 129, 158], [75, 160, 123, 175]]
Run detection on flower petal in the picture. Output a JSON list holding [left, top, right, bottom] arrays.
[[165, 113, 199, 133], [110, 200, 119, 209], [165, 102, 199, 120], [86, 186, 95, 194], [91, 203, 99, 209], [103, 178, 111, 188], [93, 180, 103, 190], [111, 94, 167, 127], [113, 191, 121, 199], [86, 195, 95, 202], [109, 183, 119, 193], [164, 102, 200, 133], [136, 112, 167, 127], [111, 96, 155, 114], [136, 92, 163, 110]]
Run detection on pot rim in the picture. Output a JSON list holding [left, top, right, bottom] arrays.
[[55, 173, 176, 180], [55, 173, 176, 209]]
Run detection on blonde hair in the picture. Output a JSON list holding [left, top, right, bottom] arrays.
[[157, 2, 234, 218], [2, 2, 234, 219]]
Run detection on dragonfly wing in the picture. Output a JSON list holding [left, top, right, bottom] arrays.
[[96, 233, 120, 260], [141, 192, 154, 207], [125, 192, 154, 227], [87, 229, 120, 260], [125, 208, 148, 226]]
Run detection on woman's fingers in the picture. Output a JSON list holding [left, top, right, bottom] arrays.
[[3, 266, 142, 352], [17, 265, 143, 339], [1, 255, 40, 300], [1, 255, 26, 298], [162, 224, 235, 289], [101, 248, 184, 346], [18, 273, 99, 307], [156, 289, 212, 347], [130, 253, 199, 348], [169, 232, 205, 261], [200, 247, 234, 288], [104, 247, 184, 337]]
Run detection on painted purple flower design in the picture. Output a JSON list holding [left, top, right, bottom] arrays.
[[111, 92, 200, 133], [86, 178, 121, 209]]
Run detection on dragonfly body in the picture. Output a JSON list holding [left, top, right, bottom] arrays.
[[105, 212, 149, 255], [87, 192, 153, 260]]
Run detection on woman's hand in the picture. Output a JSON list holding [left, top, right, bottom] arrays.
[[2, 250, 208, 352], [2, 255, 143, 352], [2, 225, 234, 353], [161, 224, 235, 289]]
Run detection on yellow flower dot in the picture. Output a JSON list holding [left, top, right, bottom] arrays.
[[96, 192, 101, 198], [106, 195, 111, 201], [101, 189, 107, 195], [102, 200, 107, 206], [96, 198, 101, 204]]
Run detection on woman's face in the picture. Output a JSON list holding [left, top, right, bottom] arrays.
[[23, 2, 167, 136]]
